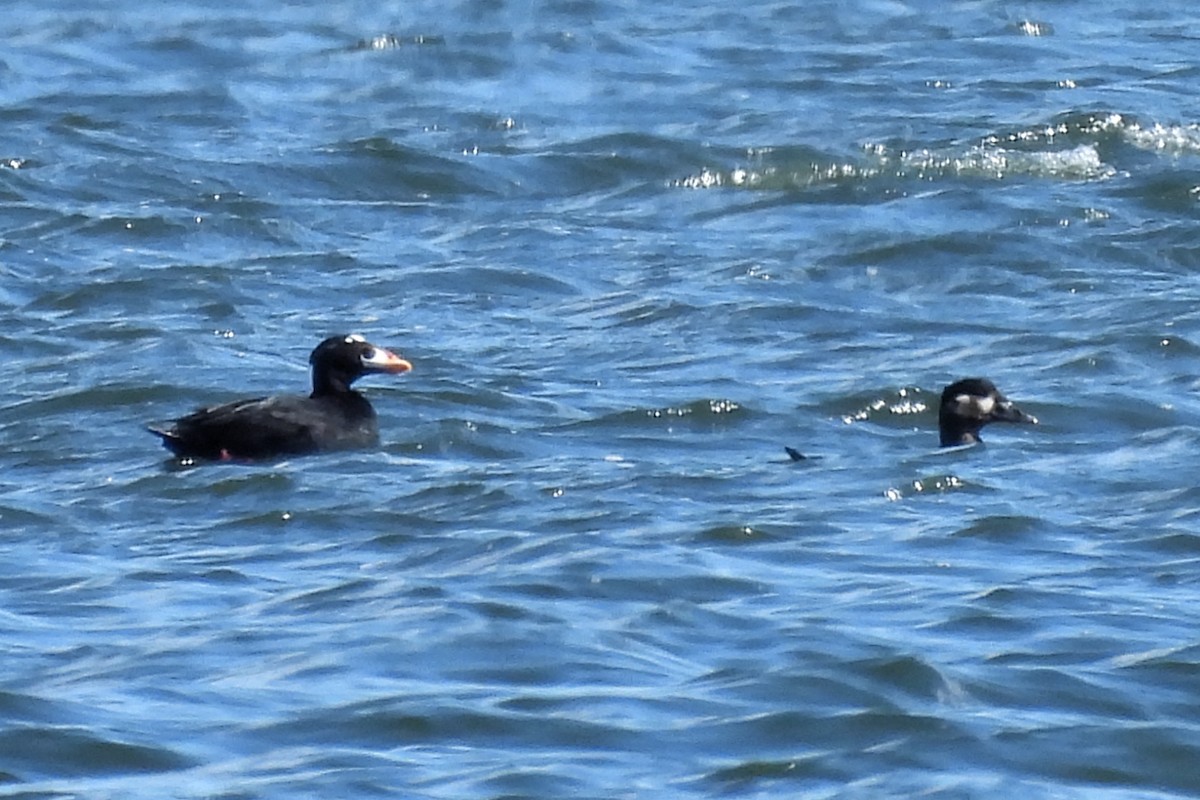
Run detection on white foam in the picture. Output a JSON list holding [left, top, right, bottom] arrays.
[[899, 143, 1113, 181], [1124, 122, 1200, 155]]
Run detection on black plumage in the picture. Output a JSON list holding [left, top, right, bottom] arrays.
[[149, 334, 412, 460], [938, 377, 1036, 446]]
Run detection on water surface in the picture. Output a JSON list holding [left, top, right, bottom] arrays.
[[3, 1, 1200, 797]]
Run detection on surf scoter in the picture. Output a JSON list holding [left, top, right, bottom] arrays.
[[938, 377, 1036, 446], [148, 334, 412, 460], [785, 377, 1037, 460]]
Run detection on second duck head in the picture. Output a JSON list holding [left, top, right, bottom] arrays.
[[939, 378, 1037, 447]]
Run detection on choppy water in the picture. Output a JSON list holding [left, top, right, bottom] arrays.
[[3, 1, 1200, 797]]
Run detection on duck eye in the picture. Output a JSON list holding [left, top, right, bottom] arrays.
[[361, 346, 376, 360]]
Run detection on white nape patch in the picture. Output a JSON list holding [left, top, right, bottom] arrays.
[[344, 334, 366, 344], [955, 393, 995, 418]]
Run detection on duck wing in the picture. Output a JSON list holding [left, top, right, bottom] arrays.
[[149, 395, 321, 459]]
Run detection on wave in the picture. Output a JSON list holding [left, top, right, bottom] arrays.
[[672, 110, 1200, 193]]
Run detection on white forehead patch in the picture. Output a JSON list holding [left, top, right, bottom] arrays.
[[955, 393, 995, 418], [344, 334, 366, 344]]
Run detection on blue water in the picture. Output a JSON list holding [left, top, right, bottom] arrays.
[[3, 1, 1200, 797]]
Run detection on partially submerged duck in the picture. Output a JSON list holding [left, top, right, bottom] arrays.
[[785, 377, 1037, 460], [148, 334, 412, 460], [938, 377, 1037, 447]]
